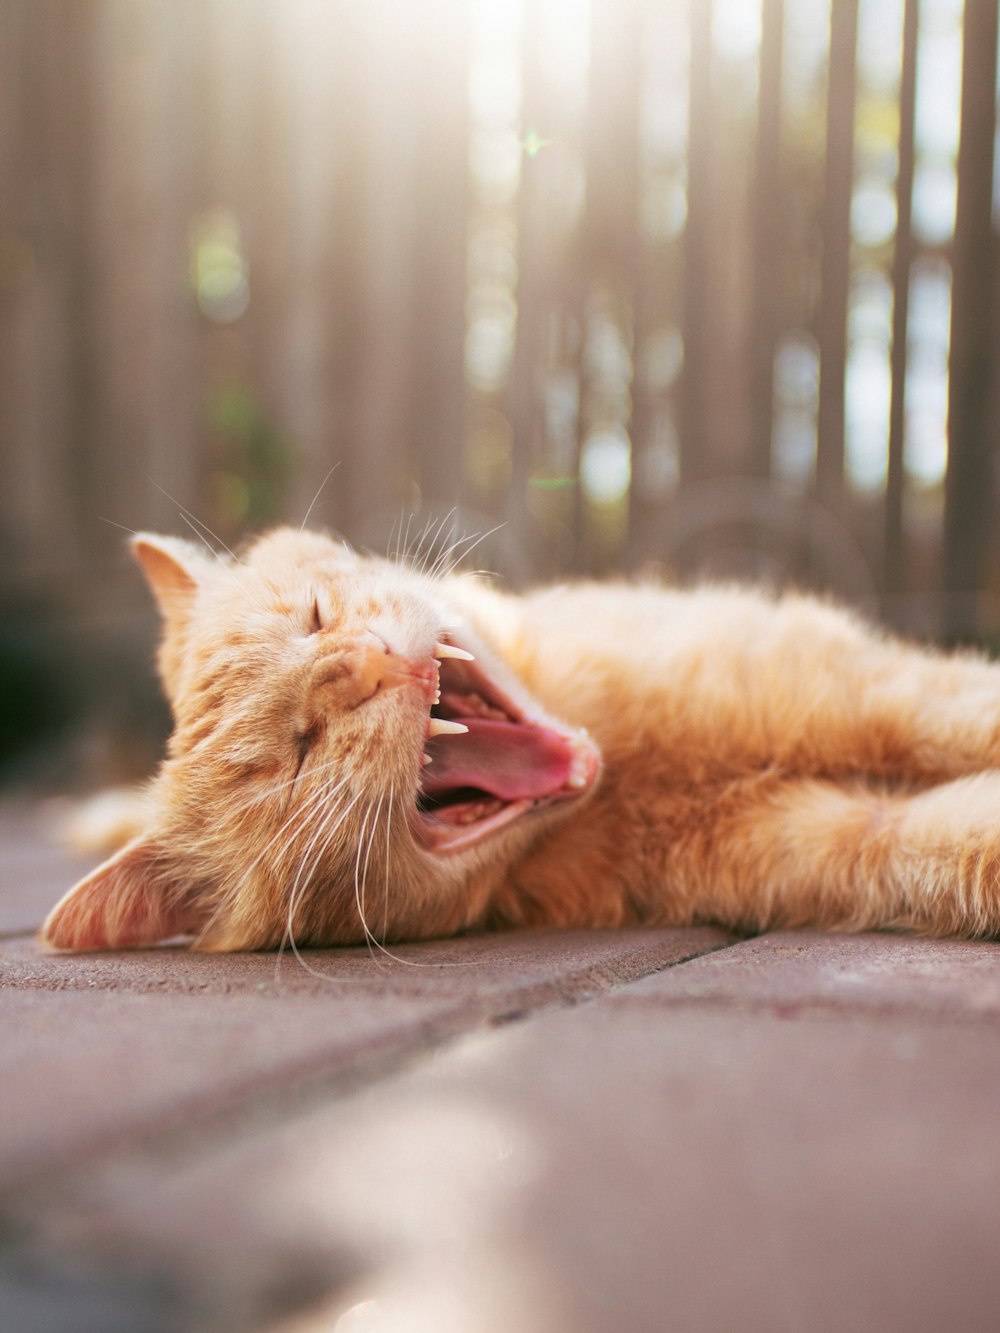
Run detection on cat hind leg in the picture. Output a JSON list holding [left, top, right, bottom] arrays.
[[700, 773, 1000, 939]]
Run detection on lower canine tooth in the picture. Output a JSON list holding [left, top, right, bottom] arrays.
[[422, 753, 433, 766], [428, 717, 469, 737]]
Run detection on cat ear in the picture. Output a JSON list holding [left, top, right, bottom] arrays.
[[130, 533, 211, 623], [40, 837, 206, 951]]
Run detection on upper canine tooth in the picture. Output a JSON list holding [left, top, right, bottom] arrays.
[[428, 717, 469, 737], [434, 642, 475, 661]]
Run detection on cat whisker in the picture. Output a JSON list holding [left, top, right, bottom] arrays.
[[248, 773, 352, 877], [399, 512, 416, 568], [278, 778, 368, 981], [388, 508, 412, 568], [382, 785, 394, 943], [147, 478, 240, 564], [178, 512, 226, 559], [148, 484, 282, 622], [412, 511, 449, 571], [353, 783, 477, 972], [222, 756, 345, 820], [354, 796, 384, 961], [231, 768, 351, 940], [426, 525, 474, 580], [148, 486, 279, 624], [98, 516, 141, 537], [411, 508, 457, 577], [401, 512, 431, 571], [281, 794, 368, 983], [198, 772, 352, 947], [299, 463, 340, 533], [427, 522, 506, 581], [280, 787, 363, 974]]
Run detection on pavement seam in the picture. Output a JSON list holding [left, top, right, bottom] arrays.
[[0, 935, 732, 1202], [604, 988, 1000, 1025]]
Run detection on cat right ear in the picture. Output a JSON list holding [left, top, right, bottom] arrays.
[[39, 837, 206, 951], [130, 533, 212, 624]]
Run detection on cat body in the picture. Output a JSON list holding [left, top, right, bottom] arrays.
[[41, 527, 1000, 951]]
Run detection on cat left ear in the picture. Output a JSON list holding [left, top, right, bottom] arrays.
[[40, 837, 206, 951], [130, 533, 212, 624]]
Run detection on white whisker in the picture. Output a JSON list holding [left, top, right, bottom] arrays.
[[98, 516, 141, 537], [147, 478, 240, 563], [353, 798, 380, 958], [300, 463, 340, 532], [411, 508, 457, 576], [429, 522, 506, 580], [279, 786, 359, 950], [382, 785, 394, 942], [198, 771, 351, 946], [398, 511, 415, 568], [356, 783, 475, 971]]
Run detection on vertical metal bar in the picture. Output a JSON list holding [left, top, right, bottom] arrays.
[[942, 0, 999, 640], [748, 0, 786, 479], [815, 0, 859, 507], [883, 0, 918, 608], [679, 0, 714, 485]]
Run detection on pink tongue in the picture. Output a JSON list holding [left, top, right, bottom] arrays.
[[422, 718, 574, 801]]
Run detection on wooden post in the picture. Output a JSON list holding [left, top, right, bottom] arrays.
[[815, 0, 858, 509], [883, 0, 918, 611], [747, 0, 786, 481], [942, 0, 998, 640], [679, 0, 715, 486]]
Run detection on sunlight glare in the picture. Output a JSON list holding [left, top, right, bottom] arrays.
[[580, 428, 632, 505]]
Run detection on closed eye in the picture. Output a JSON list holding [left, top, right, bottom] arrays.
[[293, 723, 320, 779], [308, 596, 323, 634]]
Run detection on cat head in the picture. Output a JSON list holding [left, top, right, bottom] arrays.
[[41, 528, 600, 951]]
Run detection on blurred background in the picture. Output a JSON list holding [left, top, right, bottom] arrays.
[[1, 0, 999, 787]]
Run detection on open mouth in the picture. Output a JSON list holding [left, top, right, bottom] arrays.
[[414, 640, 599, 855]]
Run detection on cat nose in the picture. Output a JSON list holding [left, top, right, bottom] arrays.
[[311, 633, 437, 709], [356, 636, 435, 700], [317, 634, 434, 708]]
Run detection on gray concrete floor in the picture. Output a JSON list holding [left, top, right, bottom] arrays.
[[3, 799, 1000, 1332]]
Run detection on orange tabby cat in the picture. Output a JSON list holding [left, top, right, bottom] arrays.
[[40, 526, 1000, 951]]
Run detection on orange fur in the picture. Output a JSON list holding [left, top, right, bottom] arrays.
[[40, 527, 1000, 951]]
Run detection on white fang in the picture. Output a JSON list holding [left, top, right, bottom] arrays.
[[428, 717, 469, 737], [434, 642, 475, 661]]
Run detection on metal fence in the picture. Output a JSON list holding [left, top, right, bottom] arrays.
[[2, 0, 1000, 770]]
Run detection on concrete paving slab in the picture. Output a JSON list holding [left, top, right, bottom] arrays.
[[7, 800, 1000, 1332], [612, 930, 1000, 1017], [0, 927, 732, 999], [0, 928, 731, 1192], [9, 992, 1000, 1333], [0, 800, 96, 935]]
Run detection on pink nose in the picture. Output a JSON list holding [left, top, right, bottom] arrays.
[[354, 637, 435, 702], [310, 635, 435, 709]]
